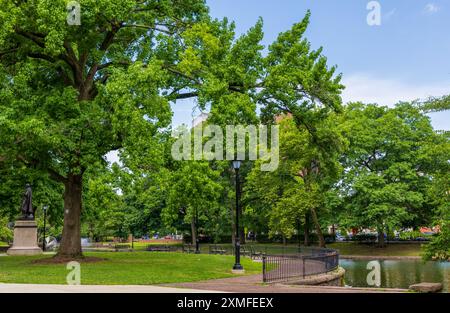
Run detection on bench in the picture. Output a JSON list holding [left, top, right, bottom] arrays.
[[241, 246, 252, 258], [182, 244, 196, 254], [146, 245, 177, 252], [250, 246, 266, 259], [209, 244, 227, 255], [113, 244, 132, 252]]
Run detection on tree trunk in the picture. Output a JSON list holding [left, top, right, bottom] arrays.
[[310, 207, 326, 248], [304, 212, 311, 246], [191, 217, 197, 246], [377, 229, 386, 248], [57, 174, 83, 258]]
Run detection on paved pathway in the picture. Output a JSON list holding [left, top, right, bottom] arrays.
[[165, 274, 407, 293], [0, 283, 221, 293]]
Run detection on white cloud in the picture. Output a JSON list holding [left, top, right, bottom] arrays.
[[341, 74, 449, 107], [341, 74, 450, 130], [424, 3, 440, 14]]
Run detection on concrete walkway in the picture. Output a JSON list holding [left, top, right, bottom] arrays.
[[165, 274, 408, 293], [0, 283, 221, 293], [0, 281, 407, 293]]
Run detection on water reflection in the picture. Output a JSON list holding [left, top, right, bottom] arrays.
[[340, 259, 449, 292]]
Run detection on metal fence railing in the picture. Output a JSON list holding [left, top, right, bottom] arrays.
[[262, 248, 339, 283]]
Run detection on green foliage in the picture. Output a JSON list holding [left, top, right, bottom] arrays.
[[419, 95, 450, 113], [423, 172, 450, 261], [245, 114, 344, 240], [164, 160, 223, 234], [0, 216, 12, 242], [423, 226, 450, 261], [339, 103, 449, 239], [0, 0, 211, 255], [398, 230, 422, 241]]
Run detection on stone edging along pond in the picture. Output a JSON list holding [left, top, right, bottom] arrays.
[[284, 267, 346, 287], [340, 255, 422, 261]]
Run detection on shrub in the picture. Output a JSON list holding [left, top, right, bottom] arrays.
[[0, 217, 13, 243], [352, 233, 377, 242]]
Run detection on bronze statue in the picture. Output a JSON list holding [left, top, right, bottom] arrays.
[[21, 183, 34, 220]]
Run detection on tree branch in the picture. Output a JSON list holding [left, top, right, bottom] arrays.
[[174, 92, 199, 100], [14, 28, 45, 48], [48, 168, 68, 184], [27, 52, 55, 63]]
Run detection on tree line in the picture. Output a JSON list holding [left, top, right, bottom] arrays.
[[0, 1, 448, 260]]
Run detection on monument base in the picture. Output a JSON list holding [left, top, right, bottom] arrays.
[[7, 220, 43, 256]]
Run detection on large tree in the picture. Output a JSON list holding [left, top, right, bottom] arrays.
[[163, 160, 222, 245], [0, 2, 343, 257], [339, 102, 448, 247], [245, 114, 344, 247], [0, 0, 209, 257]]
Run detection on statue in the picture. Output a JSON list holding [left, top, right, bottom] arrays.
[[20, 183, 34, 220], [7, 183, 43, 255]]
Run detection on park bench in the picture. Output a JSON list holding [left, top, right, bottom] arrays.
[[113, 244, 132, 252], [146, 245, 176, 252], [250, 246, 266, 259], [182, 244, 196, 254], [240, 246, 253, 258], [209, 244, 227, 255]]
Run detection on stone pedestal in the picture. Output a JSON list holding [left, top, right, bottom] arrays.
[[7, 220, 43, 256]]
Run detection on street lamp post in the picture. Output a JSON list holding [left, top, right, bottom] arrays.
[[195, 207, 200, 254], [42, 205, 48, 252], [232, 160, 243, 271]]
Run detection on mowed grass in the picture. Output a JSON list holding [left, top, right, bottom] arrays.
[[328, 242, 423, 256], [189, 242, 423, 257], [0, 252, 261, 285]]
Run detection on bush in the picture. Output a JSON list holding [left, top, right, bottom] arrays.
[[423, 223, 450, 261], [0, 217, 13, 243], [399, 230, 431, 241], [255, 233, 336, 244], [352, 233, 377, 242]]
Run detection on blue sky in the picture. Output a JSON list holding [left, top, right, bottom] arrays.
[[171, 0, 449, 130]]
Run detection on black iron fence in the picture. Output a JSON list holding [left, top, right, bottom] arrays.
[[262, 247, 339, 283]]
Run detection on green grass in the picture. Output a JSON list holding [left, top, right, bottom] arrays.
[[0, 241, 8, 247], [328, 242, 423, 256], [131, 241, 182, 250], [0, 252, 261, 285], [170, 242, 424, 257], [193, 242, 423, 257]]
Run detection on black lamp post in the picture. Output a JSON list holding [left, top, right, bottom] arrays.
[[232, 160, 243, 271], [195, 207, 200, 254], [42, 205, 48, 252]]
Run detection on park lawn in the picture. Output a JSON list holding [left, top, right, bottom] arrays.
[[131, 241, 182, 250], [188, 242, 424, 257], [0, 241, 8, 247], [0, 252, 261, 285], [328, 242, 424, 256]]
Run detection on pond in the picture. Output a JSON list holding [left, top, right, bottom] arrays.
[[340, 259, 449, 292]]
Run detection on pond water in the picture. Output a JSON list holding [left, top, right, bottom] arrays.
[[340, 259, 449, 292]]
